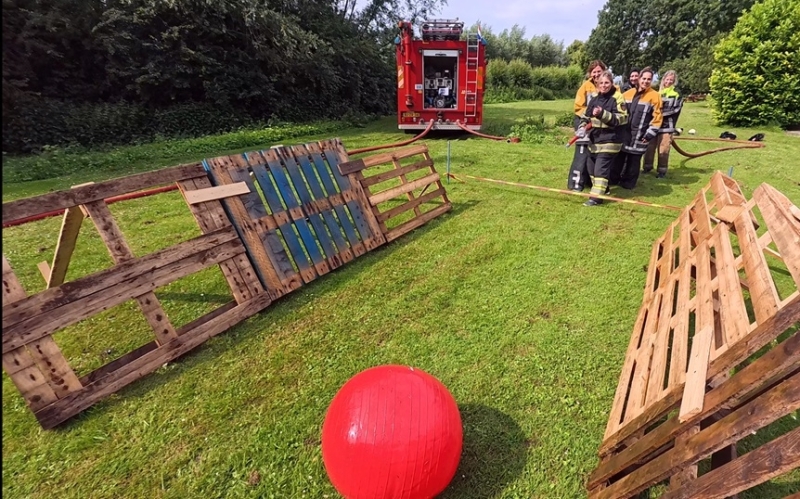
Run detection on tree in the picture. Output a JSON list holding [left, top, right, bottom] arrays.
[[585, 0, 757, 75], [566, 40, 588, 68], [709, 0, 800, 128], [661, 35, 721, 95]]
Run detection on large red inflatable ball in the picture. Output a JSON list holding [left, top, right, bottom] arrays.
[[321, 365, 463, 499]]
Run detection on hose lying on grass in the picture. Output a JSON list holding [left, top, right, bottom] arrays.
[[671, 136, 765, 160]]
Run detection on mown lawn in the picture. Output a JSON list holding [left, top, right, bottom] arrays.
[[2, 100, 799, 498]]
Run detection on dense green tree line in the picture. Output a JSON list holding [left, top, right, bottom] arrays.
[[2, 0, 443, 152], [584, 0, 756, 94]]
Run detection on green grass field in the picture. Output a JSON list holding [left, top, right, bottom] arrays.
[[2, 100, 799, 498]]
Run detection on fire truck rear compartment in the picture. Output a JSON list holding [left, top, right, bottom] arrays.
[[423, 55, 458, 110]]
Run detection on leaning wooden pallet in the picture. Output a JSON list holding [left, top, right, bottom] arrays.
[[2, 140, 454, 429], [587, 171, 800, 498], [1, 165, 271, 429]]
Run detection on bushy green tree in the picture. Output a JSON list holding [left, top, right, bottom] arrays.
[[710, 0, 800, 127], [661, 36, 721, 95]]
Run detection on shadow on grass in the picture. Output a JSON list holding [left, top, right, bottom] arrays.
[[440, 404, 528, 498]]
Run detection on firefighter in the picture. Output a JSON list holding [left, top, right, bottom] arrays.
[[644, 70, 683, 178], [567, 60, 607, 192], [619, 67, 662, 189], [621, 68, 640, 93], [575, 69, 628, 206]]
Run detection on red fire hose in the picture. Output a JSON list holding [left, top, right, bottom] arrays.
[[348, 119, 435, 155], [455, 120, 521, 143], [3, 184, 179, 228]]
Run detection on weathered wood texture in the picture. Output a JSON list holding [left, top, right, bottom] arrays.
[[2, 167, 270, 429], [588, 172, 800, 498], [337, 140, 452, 242]]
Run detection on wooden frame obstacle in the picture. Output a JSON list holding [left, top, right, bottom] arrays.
[[587, 172, 800, 498], [2, 140, 451, 429]]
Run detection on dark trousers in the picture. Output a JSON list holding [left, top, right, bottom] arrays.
[[587, 152, 617, 199], [567, 142, 592, 191], [609, 153, 625, 185], [619, 152, 644, 189]]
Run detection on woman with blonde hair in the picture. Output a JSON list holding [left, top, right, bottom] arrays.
[[567, 60, 607, 192], [643, 70, 683, 178], [619, 67, 662, 189]]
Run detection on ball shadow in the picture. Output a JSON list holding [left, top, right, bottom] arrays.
[[440, 404, 528, 498]]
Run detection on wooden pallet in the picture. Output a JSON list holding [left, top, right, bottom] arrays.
[[337, 141, 452, 242], [588, 172, 800, 498], [2, 165, 269, 429], [2, 141, 452, 429]]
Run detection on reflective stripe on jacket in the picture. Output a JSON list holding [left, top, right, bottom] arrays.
[[622, 87, 663, 154], [579, 88, 628, 154], [659, 86, 683, 133]]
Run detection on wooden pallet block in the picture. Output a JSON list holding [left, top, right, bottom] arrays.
[[336, 142, 452, 242], [2, 165, 272, 429], [589, 172, 800, 498]]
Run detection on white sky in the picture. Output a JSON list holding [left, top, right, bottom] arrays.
[[435, 0, 606, 43]]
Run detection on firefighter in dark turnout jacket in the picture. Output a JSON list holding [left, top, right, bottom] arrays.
[[644, 70, 683, 177], [567, 60, 607, 192], [576, 70, 628, 206], [619, 67, 662, 189]]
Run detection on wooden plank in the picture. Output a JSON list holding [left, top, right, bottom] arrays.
[[661, 426, 800, 499], [291, 145, 353, 263], [753, 184, 800, 287], [361, 159, 435, 187], [183, 182, 251, 205], [4, 226, 239, 330], [35, 291, 273, 429], [339, 145, 429, 173], [714, 224, 750, 343], [669, 258, 693, 388], [679, 240, 715, 422], [733, 207, 780, 323], [678, 326, 712, 422], [226, 155, 298, 292], [2, 163, 205, 224], [246, 152, 317, 284], [369, 173, 440, 206], [260, 149, 330, 277], [668, 425, 700, 490], [628, 293, 664, 419], [2, 255, 60, 411], [320, 140, 385, 250], [277, 147, 342, 270], [205, 156, 289, 293], [377, 187, 447, 223], [37, 261, 51, 282], [46, 206, 85, 287], [177, 177, 256, 303], [305, 142, 366, 257], [3, 238, 245, 353], [82, 200, 179, 345], [593, 374, 800, 499], [645, 277, 677, 404], [384, 202, 452, 242]]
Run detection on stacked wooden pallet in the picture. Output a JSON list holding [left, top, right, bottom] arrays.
[[588, 171, 800, 498], [2, 140, 451, 429]]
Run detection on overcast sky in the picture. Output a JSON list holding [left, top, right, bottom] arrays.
[[435, 0, 606, 44]]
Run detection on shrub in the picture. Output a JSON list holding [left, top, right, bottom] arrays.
[[709, 0, 800, 127], [486, 59, 511, 88], [508, 114, 571, 144], [507, 59, 534, 88]]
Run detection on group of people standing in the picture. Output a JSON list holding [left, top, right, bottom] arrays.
[[567, 60, 684, 206]]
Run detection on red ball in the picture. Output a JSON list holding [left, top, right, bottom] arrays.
[[321, 365, 463, 499]]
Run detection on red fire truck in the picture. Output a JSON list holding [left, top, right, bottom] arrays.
[[395, 19, 486, 131]]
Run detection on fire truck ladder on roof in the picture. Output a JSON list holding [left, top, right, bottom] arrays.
[[464, 33, 480, 119]]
